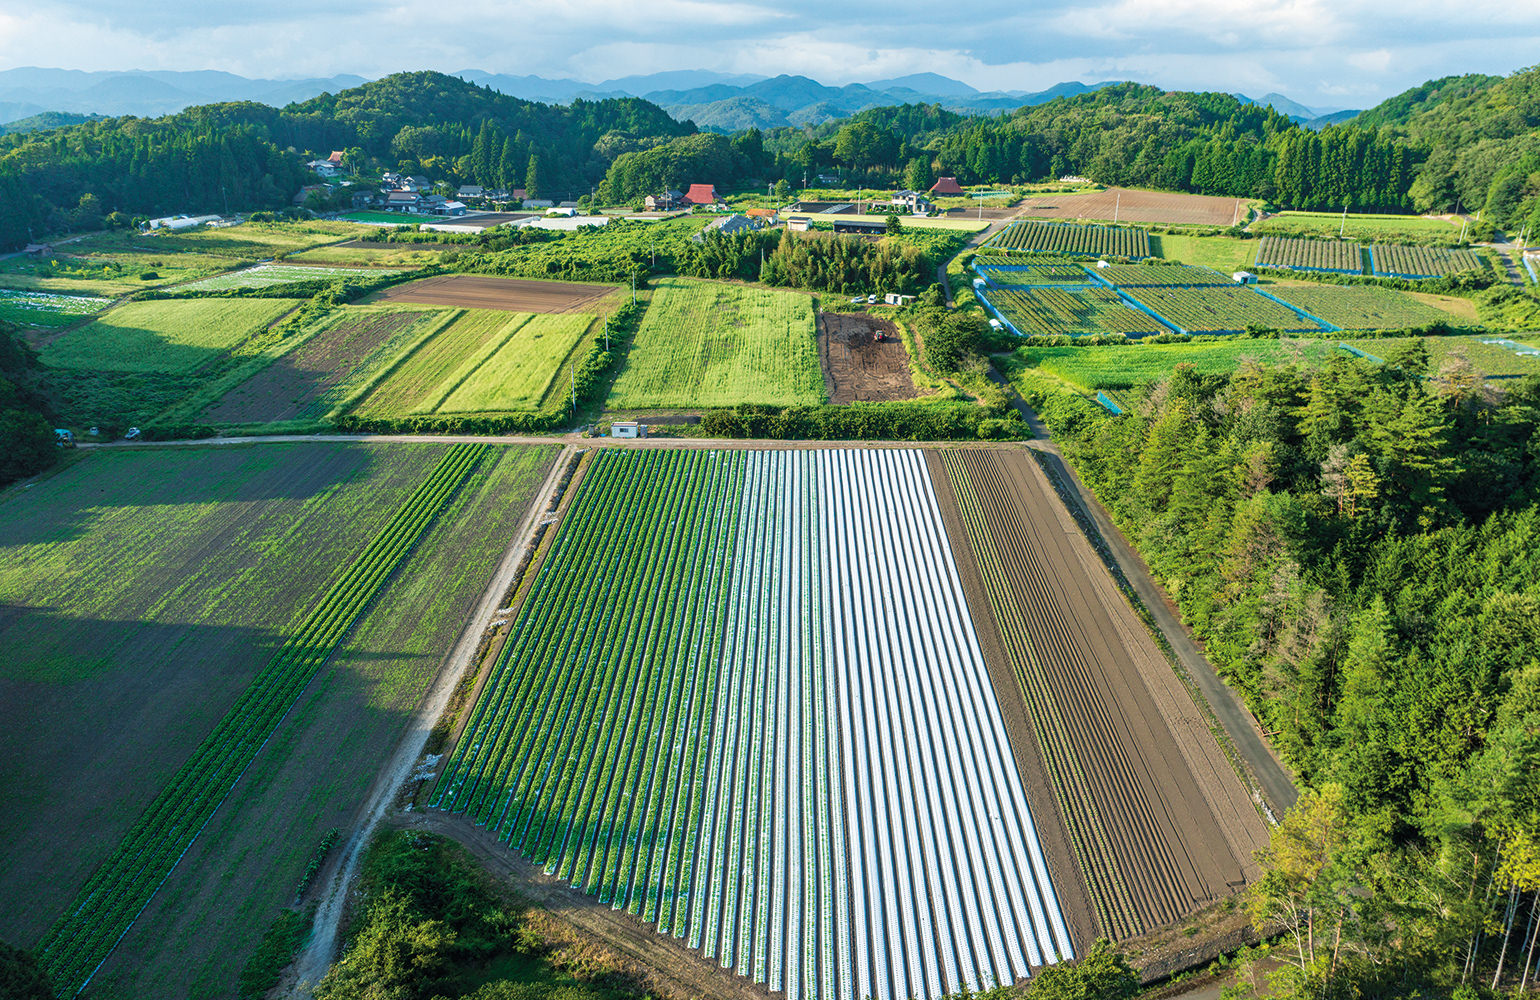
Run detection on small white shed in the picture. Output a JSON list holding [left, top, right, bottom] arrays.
[[1232, 271, 1257, 284], [611, 421, 647, 439]]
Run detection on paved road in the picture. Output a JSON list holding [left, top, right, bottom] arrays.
[[987, 369, 1298, 818]]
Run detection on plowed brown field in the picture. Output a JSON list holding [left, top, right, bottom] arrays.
[[375, 275, 616, 312], [1016, 187, 1247, 227], [932, 447, 1267, 941], [818, 311, 917, 403]]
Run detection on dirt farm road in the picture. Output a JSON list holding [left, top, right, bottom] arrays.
[[283, 443, 576, 995]]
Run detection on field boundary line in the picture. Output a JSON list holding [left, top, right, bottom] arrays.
[[417, 312, 535, 414], [329, 307, 464, 419]]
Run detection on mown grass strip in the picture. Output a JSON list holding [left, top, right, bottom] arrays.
[[38, 443, 488, 997]]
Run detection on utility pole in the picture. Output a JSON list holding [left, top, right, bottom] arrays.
[[632, 271, 636, 305], [604, 317, 610, 351], [1340, 203, 1348, 238], [1114, 191, 1120, 225], [570, 361, 576, 412]]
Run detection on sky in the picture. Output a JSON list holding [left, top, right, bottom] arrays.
[[1, 0, 1537, 109]]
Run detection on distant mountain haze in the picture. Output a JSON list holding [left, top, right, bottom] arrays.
[[0, 66, 1353, 131]]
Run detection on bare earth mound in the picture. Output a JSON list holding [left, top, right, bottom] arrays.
[[375, 275, 616, 312], [930, 447, 1269, 941], [1016, 187, 1246, 227], [818, 311, 918, 403]]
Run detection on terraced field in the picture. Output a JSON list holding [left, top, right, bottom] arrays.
[[1124, 286, 1323, 333], [1271, 285, 1464, 330], [1253, 236, 1363, 274], [1370, 244, 1484, 278], [433, 448, 1073, 1000]]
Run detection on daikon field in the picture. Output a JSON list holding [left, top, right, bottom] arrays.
[[431, 448, 1073, 1000]]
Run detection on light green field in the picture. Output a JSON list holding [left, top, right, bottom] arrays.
[[438, 313, 595, 413], [1148, 233, 1258, 272], [351, 309, 523, 417], [606, 277, 824, 409], [1272, 285, 1467, 330], [0, 252, 239, 297], [41, 298, 300, 373], [1014, 338, 1336, 390], [1253, 211, 1463, 243]]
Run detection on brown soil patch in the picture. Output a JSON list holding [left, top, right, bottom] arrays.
[[374, 275, 617, 313], [1016, 187, 1247, 227], [204, 311, 419, 424], [929, 447, 1268, 941], [925, 449, 1100, 958], [333, 239, 460, 251], [817, 311, 918, 403]]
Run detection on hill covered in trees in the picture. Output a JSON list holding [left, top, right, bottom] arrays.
[[0, 71, 693, 249]]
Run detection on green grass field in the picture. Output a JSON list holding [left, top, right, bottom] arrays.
[[1013, 338, 1336, 390], [341, 211, 421, 225], [606, 277, 824, 409], [437, 313, 595, 413], [1253, 211, 1464, 243], [289, 244, 449, 267], [0, 441, 557, 1000], [1342, 334, 1540, 377], [1147, 233, 1259, 272], [0, 251, 239, 297], [41, 298, 300, 373]]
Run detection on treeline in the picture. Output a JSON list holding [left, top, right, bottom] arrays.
[[0, 71, 694, 249], [1024, 354, 1540, 997], [597, 130, 772, 203], [0, 324, 59, 487]]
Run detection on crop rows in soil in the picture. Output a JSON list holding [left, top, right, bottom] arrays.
[[204, 310, 420, 423], [936, 448, 1266, 941], [375, 275, 617, 313]]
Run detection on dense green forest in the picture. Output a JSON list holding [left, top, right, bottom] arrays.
[[0, 71, 691, 249], [4, 65, 1538, 251], [0, 323, 58, 487], [1022, 354, 1540, 998]]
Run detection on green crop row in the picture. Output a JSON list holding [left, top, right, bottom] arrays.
[[1253, 235, 1363, 274], [988, 221, 1150, 258], [37, 443, 487, 997], [985, 286, 1169, 338]]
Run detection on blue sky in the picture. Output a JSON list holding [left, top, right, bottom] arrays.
[[1, 0, 1536, 108]]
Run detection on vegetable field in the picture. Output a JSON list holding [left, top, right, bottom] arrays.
[[1124, 286, 1324, 333], [0, 288, 110, 327], [1370, 244, 1483, 278], [176, 262, 402, 291], [438, 313, 595, 412], [973, 257, 1091, 285], [937, 449, 1268, 939], [0, 442, 559, 1000], [40, 298, 300, 373], [433, 448, 1073, 1000], [987, 221, 1150, 258], [1253, 236, 1363, 274], [982, 287, 1170, 338], [1252, 211, 1462, 243], [605, 278, 823, 409], [1271, 285, 1463, 330], [1093, 264, 1233, 287]]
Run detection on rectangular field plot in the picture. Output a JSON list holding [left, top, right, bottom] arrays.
[[1272, 285, 1463, 331], [1093, 264, 1233, 287], [1370, 243, 1483, 279], [40, 298, 300, 373], [987, 221, 1149, 258], [176, 262, 402, 291], [374, 274, 617, 313], [1016, 339, 1334, 390], [1125, 286, 1324, 333], [433, 448, 1072, 1000], [437, 313, 595, 412], [0, 288, 110, 327], [937, 449, 1268, 938], [350, 309, 525, 417], [982, 286, 1170, 338], [605, 278, 824, 409], [0, 442, 558, 998], [1253, 236, 1363, 274], [974, 257, 1091, 286]]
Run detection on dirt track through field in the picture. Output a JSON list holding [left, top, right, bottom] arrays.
[[933, 448, 1267, 940], [1016, 187, 1246, 227], [374, 275, 617, 312], [817, 312, 917, 403]]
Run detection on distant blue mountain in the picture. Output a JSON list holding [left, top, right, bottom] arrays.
[[0, 67, 366, 119]]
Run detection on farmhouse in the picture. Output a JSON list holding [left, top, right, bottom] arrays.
[[457, 185, 484, 200], [787, 217, 812, 232], [292, 184, 328, 205], [682, 183, 722, 207], [745, 207, 779, 220], [646, 189, 683, 210], [307, 159, 340, 178], [692, 214, 765, 242], [890, 190, 934, 214], [327, 150, 344, 166], [929, 176, 965, 196], [386, 191, 421, 210], [523, 198, 553, 209], [435, 200, 468, 216]]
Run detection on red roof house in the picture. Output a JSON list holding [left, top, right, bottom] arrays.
[[929, 176, 965, 196], [327, 150, 345, 165], [683, 183, 720, 206]]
